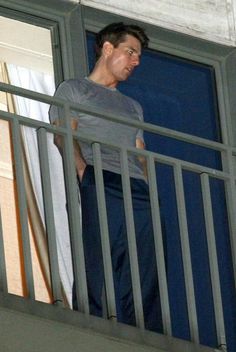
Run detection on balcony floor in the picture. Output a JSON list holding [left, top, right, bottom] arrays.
[[0, 292, 218, 352]]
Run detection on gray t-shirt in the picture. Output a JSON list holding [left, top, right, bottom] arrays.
[[49, 77, 145, 179]]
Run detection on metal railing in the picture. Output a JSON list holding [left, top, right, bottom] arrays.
[[0, 81, 236, 350]]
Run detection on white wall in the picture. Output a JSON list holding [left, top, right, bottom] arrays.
[[81, 0, 236, 46]]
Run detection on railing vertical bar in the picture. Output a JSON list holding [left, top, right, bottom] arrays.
[[173, 163, 199, 343], [147, 155, 172, 335], [0, 207, 8, 292], [225, 179, 236, 287], [200, 173, 226, 345], [37, 127, 63, 305], [61, 103, 89, 314], [92, 142, 117, 320], [224, 149, 236, 287], [10, 118, 35, 298], [120, 148, 145, 330]]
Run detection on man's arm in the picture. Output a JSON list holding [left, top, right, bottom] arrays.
[[136, 137, 147, 179], [53, 118, 87, 181]]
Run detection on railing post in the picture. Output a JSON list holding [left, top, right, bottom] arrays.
[[37, 127, 63, 306], [60, 103, 89, 315], [146, 154, 172, 335], [222, 148, 236, 288], [120, 148, 145, 330], [92, 142, 117, 320], [174, 163, 199, 343], [200, 172, 226, 347]]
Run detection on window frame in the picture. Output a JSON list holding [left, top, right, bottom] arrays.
[[82, 5, 236, 147], [0, 0, 88, 86], [0, 0, 236, 146]]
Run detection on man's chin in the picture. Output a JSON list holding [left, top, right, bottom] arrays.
[[118, 74, 130, 82]]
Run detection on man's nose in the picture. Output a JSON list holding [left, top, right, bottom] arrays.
[[132, 55, 140, 66]]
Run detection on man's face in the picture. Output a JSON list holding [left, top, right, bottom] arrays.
[[105, 34, 141, 82]]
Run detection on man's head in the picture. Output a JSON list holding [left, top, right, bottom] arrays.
[[95, 22, 149, 61]]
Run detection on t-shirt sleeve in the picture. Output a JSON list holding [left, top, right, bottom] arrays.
[[49, 80, 77, 124]]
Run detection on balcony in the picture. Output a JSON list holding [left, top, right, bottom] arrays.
[[0, 81, 235, 352]]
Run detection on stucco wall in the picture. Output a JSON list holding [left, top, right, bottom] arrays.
[[81, 0, 236, 46]]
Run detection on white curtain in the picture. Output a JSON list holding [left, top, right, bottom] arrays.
[[7, 64, 73, 306]]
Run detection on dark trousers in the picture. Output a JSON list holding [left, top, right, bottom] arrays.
[[73, 165, 163, 333]]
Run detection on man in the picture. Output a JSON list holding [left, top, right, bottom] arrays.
[[49, 22, 162, 333]]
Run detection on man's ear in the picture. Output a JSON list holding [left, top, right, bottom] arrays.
[[102, 41, 114, 57]]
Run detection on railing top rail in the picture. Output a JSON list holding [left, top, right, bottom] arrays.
[[0, 81, 232, 154], [0, 109, 233, 180]]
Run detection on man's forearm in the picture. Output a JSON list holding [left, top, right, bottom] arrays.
[[53, 118, 87, 181], [73, 140, 87, 181], [136, 137, 147, 179]]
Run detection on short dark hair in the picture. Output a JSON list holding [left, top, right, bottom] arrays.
[[95, 22, 149, 60]]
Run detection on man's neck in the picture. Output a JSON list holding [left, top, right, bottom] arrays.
[[88, 63, 118, 89]]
